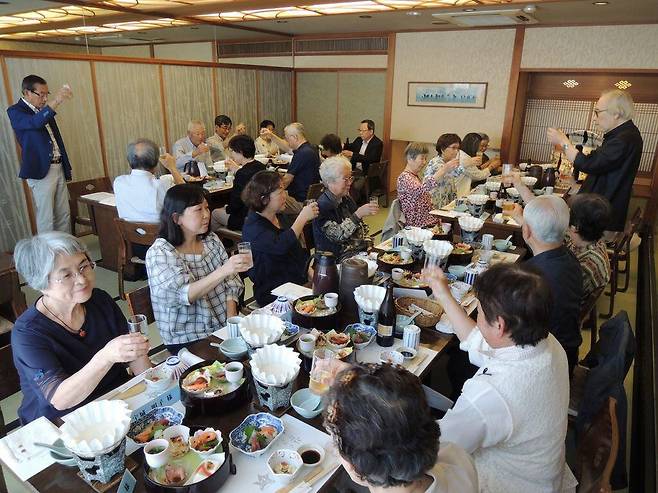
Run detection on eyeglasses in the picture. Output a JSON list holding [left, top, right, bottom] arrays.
[[447, 144, 460, 150], [51, 261, 96, 284], [593, 107, 608, 117], [29, 90, 50, 99], [341, 176, 354, 183]]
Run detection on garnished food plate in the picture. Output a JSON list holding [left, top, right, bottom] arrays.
[[393, 270, 428, 289], [128, 406, 184, 446], [378, 251, 414, 266], [294, 296, 337, 317], [180, 361, 245, 397], [229, 413, 284, 457]]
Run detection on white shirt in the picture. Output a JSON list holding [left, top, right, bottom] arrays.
[[425, 442, 478, 493], [114, 169, 172, 223], [355, 137, 371, 171], [439, 329, 577, 493], [22, 98, 61, 162], [207, 133, 226, 162], [173, 135, 212, 173]]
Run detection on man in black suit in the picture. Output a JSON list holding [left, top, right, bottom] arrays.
[[342, 119, 383, 203]]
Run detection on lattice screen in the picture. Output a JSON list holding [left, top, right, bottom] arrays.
[[520, 99, 658, 175]]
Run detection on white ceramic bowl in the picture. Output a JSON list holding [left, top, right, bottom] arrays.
[[162, 424, 191, 458], [447, 264, 467, 280], [467, 194, 489, 206], [290, 388, 324, 419], [189, 428, 222, 458], [396, 346, 417, 360], [144, 366, 172, 395], [239, 313, 285, 348], [225, 362, 244, 383], [521, 176, 538, 187], [144, 438, 170, 468], [380, 350, 404, 366], [324, 293, 338, 308], [267, 449, 303, 484]]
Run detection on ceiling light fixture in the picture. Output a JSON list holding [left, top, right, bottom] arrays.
[[615, 80, 632, 89], [406, 11, 421, 16], [592, 1, 609, 5]]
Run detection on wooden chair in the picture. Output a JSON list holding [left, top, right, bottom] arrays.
[[0, 343, 22, 492], [67, 177, 112, 236], [365, 160, 389, 207], [575, 397, 619, 493], [214, 227, 242, 256], [601, 207, 643, 319], [114, 218, 159, 300], [126, 285, 155, 325], [306, 183, 324, 201]]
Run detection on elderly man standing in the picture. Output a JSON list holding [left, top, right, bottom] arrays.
[[173, 120, 213, 173], [281, 122, 320, 214], [7, 74, 73, 233], [547, 89, 643, 232], [513, 195, 583, 375], [207, 114, 232, 162]]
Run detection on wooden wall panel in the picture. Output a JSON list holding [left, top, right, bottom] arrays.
[[94, 62, 164, 179], [258, 69, 292, 131], [337, 71, 385, 143], [0, 65, 32, 250], [162, 64, 214, 149], [296, 72, 337, 145], [5, 58, 104, 181], [216, 68, 258, 140]]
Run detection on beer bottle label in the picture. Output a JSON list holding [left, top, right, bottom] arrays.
[[377, 323, 393, 337]]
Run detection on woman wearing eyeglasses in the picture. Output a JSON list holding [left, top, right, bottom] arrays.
[[313, 156, 378, 261], [11, 232, 151, 424]]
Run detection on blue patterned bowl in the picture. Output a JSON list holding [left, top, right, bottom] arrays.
[[127, 406, 184, 446], [281, 321, 300, 341], [344, 323, 376, 350], [229, 413, 284, 457]]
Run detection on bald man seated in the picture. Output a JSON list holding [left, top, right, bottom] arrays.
[[173, 120, 213, 174]]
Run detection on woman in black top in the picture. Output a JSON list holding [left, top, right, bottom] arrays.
[[211, 134, 265, 231], [241, 171, 318, 306]]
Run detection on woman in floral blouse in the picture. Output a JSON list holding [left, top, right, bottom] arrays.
[[397, 142, 459, 228], [423, 134, 461, 209], [146, 184, 247, 353]]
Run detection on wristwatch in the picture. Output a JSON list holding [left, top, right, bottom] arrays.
[[562, 143, 569, 152]]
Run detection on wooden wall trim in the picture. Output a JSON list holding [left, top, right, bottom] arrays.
[[500, 26, 525, 163], [1, 55, 36, 234], [211, 65, 219, 117], [293, 67, 386, 73], [0, 49, 293, 72], [521, 68, 658, 74], [157, 65, 170, 152], [383, 32, 395, 164], [89, 61, 110, 179], [335, 72, 340, 134], [255, 69, 261, 123]]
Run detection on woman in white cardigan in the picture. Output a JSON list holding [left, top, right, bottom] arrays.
[[425, 263, 577, 493]]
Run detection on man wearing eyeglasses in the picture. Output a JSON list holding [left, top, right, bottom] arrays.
[[7, 74, 73, 233], [207, 114, 232, 162], [547, 89, 643, 232]]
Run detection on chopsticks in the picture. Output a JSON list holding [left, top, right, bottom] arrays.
[[109, 381, 146, 401], [406, 352, 428, 375]]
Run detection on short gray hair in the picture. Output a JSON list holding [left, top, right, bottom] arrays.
[[187, 120, 205, 132], [404, 142, 429, 162], [284, 122, 306, 140], [14, 232, 90, 290], [523, 195, 570, 244], [601, 89, 635, 121], [320, 156, 351, 185], [127, 138, 159, 170]]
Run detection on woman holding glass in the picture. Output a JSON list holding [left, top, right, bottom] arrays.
[[11, 232, 151, 424], [242, 170, 319, 306], [423, 134, 461, 209], [146, 184, 247, 353]]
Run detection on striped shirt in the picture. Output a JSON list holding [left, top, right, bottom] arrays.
[[146, 233, 244, 345], [566, 237, 611, 320]]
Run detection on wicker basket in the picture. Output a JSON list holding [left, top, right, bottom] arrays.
[[395, 297, 444, 327]]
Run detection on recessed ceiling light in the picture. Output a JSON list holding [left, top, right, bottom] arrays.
[[563, 79, 579, 88], [359, 14, 372, 18], [463, 8, 476, 12], [407, 11, 421, 16], [593, 1, 608, 4], [615, 80, 632, 89]]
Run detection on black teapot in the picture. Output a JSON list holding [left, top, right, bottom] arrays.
[[312, 251, 339, 295]]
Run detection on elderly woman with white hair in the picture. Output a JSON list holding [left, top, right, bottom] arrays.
[[11, 232, 151, 424], [313, 156, 378, 260]]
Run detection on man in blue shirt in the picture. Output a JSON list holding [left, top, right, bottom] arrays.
[[7, 74, 73, 233], [281, 122, 320, 214]]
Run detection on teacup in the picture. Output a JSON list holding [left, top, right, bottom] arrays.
[[391, 268, 404, 281], [399, 247, 412, 261], [225, 362, 244, 383], [324, 293, 338, 308], [299, 334, 317, 353]]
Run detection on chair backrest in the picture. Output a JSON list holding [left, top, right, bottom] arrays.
[[0, 344, 20, 403], [306, 183, 324, 201], [576, 397, 619, 493], [114, 218, 160, 265], [67, 177, 113, 221], [367, 160, 388, 179], [381, 198, 405, 242], [126, 285, 155, 325]]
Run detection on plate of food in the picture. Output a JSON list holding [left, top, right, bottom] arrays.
[[314, 330, 354, 360], [344, 324, 376, 350], [229, 413, 284, 457], [393, 270, 429, 289], [292, 295, 340, 331], [448, 242, 474, 265], [377, 251, 414, 272], [180, 361, 245, 397], [144, 425, 234, 491], [293, 296, 337, 317], [128, 406, 184, 445], [179, 361, 250, 417]]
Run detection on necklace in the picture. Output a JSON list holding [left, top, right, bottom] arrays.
[[41, 298, 86, 338]]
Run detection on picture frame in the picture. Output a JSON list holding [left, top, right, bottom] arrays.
[[407, 82, 488, 109]]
